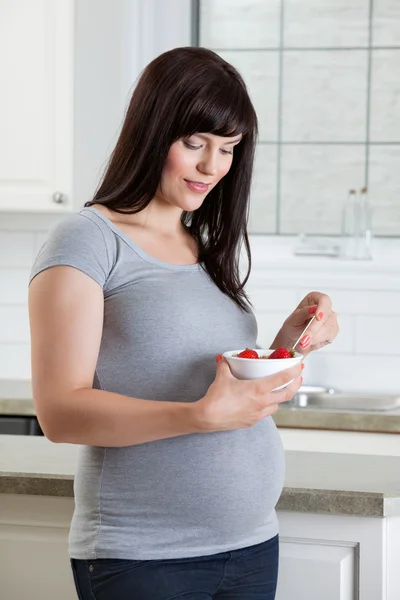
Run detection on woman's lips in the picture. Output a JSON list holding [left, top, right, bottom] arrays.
[[184, 180, 210, 193]]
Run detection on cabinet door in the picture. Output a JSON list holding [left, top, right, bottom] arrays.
[[0, 0, 73, 212], [277, 511, 388, 600], [276, 538, 356, 600], [0, 524, 76, 600], [0, 494, 75, 600]]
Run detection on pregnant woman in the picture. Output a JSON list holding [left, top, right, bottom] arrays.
[[28, 47, 338, 600]]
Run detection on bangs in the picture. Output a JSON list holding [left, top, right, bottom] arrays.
[[175, 79, 257, 140]]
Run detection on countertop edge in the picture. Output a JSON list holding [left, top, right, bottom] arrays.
[[2, 396, 400, 434], [0, 475, 395, 517], [273, 409, 400, 433], [278, 487, 387, 517], [0, 475, 74, 498]]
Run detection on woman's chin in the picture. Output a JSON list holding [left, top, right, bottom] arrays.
[[177, 194, 206, 212]]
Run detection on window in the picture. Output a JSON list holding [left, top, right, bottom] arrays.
[[197, 0, 400, 236]]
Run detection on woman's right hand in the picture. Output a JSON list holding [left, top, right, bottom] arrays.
[[195, 357, 303, 433]]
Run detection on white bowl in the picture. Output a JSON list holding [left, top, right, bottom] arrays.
[[222, 348, 303, 391]]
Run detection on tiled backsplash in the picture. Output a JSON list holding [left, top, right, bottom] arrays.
[[0, 215, 64, 379], [2, 216, 400, 395], [246, 237, 400, 395], [1, 0, 400, 392], [199, 0, 400, 236]]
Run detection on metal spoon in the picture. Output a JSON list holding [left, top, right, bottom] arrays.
[[291, 315, 316, 352]]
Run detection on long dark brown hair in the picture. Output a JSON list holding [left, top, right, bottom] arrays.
[[85, 47, 258, 310]]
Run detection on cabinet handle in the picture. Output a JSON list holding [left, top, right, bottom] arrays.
[[52, 192, 67, 204]]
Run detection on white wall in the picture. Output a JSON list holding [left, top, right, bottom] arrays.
[[2, 223, 400, 394], [246, 235, 400, 395], [200, 0, 400, 237], [1, 1, 400, 397], [0, 217, 50, 379], [72, 0, 193, 210], [0, 0, 192, 380]]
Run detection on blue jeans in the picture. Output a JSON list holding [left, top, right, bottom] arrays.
[[71, 534, 279, 600]]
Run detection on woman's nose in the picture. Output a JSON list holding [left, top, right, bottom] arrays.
[[197, 158, 217, 176]]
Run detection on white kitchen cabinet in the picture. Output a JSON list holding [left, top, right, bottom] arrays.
[[0, 0, 193, 215], [277, 511, 400, 600], [0, 0, 73, 213], [1, 494, 399, 600], [2, 435, 400, 600], [0, 495, 76, 600], [278, 540, 356, 600]]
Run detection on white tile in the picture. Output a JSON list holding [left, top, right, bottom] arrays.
[[0, 305, 30, 344], [248, 145, 278, 233], [0, 344, 31, 379], [200, 0, 281, 49], [298, 288, 400, 316], [0, 269, 30, 304], [303, 352, 400, 394], [280, 145, 365, 234], [255, 311, 290, 348], [355, 315, 400, 354], [217, 51, 280, 142], [249, 286, 299, 312], [284, 0, 369, 48], [0, 306, 30, 343], [373, 0, 400, 46], [282, 50, 368, 141], [248, 256, 400, 291], [0, 212, 65, 231], [368, 146, 400, 235], [0, 232, 36, 267], [370, 50, 400, 142]]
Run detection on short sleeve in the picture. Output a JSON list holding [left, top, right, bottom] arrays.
[[29, 212, 112, 288]]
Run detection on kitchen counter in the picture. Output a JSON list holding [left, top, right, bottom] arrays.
[[0, 379, 35, 416], [4, 398, 399, 434], [2, 379, 400, 434], [273, 404, 400, 433], [1, 434, 400, 517]]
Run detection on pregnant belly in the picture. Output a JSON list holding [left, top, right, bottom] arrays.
[[92, 419, 286, 536]]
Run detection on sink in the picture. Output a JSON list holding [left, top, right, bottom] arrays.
[[288, 387, 400, 412]]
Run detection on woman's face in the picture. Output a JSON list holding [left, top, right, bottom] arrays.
[[156, 132, 242, 212]]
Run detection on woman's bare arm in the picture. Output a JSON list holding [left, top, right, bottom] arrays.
[[28, 266, 200, 447]]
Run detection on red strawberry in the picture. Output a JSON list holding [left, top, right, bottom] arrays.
[[268, 347, 295, 359], [237, 348, 259, 359]]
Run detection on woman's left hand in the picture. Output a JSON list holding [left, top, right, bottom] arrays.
[[271, 292, 339, 354]]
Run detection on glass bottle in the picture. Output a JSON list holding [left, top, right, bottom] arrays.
[[355, 186, 373, 260], [341, 189, 357, 259]]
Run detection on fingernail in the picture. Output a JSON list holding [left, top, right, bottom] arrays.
[[301, 363, 305, 370], [317, 312, 324, 320], [300, 335, 310, 346], [308, 305, 317, 314], [216, 354, 222, 363]]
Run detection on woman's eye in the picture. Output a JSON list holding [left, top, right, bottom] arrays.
[[184, 141, 201, 150], [221, 148, 234, 155]]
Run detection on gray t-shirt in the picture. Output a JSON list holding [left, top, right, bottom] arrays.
[[29, 206, 285, 560]]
